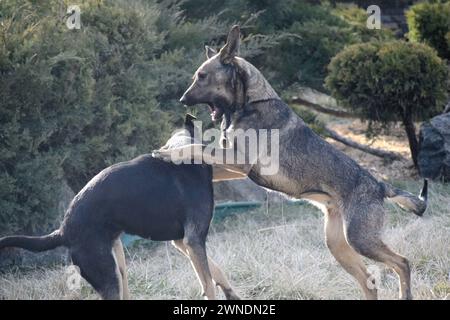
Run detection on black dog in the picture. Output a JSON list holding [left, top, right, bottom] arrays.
[[0, 115, 239, 300]]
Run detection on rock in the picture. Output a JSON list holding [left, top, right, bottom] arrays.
[[418, 113, 450, 181]]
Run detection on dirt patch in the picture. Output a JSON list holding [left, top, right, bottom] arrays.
[[325, 119, 419, 181]]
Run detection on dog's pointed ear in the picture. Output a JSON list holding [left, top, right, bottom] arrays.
[[219, 25, 240, 64], [184, 113, 197, 128], [205, 45, 217, 59]]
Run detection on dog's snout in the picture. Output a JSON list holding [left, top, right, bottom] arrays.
[[179, 91, 196, 106]]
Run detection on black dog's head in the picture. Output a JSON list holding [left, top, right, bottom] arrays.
[[179, 25, 245, 123], [160, 114, 201, 150]]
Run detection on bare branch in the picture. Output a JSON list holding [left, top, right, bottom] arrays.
[[289, 96, 356, 119], [324, 127, 405, 162]]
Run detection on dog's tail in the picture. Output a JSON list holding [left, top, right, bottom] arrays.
[[383, 179, 428, 217], [0, 229, 65, 252]]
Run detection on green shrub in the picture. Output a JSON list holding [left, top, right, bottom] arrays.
[[326, 40, 448, 167], [406, 1, 450, 59]]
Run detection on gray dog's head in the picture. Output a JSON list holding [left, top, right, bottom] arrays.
[[180, 25, 245, 122]]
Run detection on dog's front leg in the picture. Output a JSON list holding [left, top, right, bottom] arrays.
[[153, 144, 252, 174], [212, 165, 247, 181]]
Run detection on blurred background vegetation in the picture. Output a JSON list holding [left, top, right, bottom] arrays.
[[0, 0, 448, 235]]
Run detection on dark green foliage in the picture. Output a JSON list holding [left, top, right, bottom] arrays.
[[181, 1, 393, 91], [0, 0, 223, 234], [325, 40, 448, 166], [251, 3, 393, 91], [406, 1, 450, 60]]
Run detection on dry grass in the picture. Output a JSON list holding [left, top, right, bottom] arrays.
[[1, 181, 449, 300]]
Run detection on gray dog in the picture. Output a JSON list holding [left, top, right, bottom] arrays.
[[155, 25, 428, 300]]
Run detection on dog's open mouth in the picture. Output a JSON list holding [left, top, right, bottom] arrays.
[[208, 103, 224, 121]]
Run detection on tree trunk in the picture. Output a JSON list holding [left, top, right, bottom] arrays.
[[401, 111, 419, 168]]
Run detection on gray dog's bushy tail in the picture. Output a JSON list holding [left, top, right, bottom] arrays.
[[383, 179, 428, 216], [0, 229, 64, 252]]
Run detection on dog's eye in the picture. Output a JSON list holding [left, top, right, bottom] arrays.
[[198, 72, 207, 80]]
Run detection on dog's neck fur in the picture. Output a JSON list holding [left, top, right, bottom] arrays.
[[221, 57, 281, 146], [234, 57, 279, 104]]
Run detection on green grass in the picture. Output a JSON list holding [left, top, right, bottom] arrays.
[[0, 181, 449, 300]]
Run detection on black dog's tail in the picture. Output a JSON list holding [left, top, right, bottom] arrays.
[[383, 179, 428, 217], [0, 229, 65, 252]]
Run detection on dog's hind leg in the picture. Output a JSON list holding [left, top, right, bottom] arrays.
[[207, 257, 240, 300], [172, 239, 215, 300], [71, 242, 122, 300], [345, 201, 412, 300], [325, 208, 378, 300], [113, 238, 130, 300], [172, 240, 239, 300]]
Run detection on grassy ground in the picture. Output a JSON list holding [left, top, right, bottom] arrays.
[[1, 181, 449, 300]]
